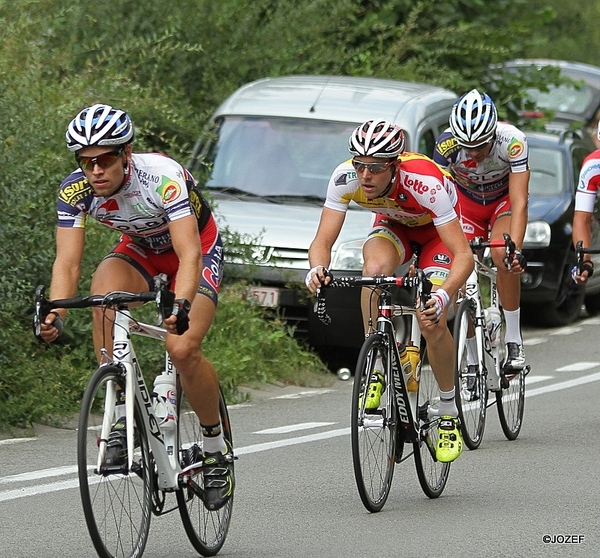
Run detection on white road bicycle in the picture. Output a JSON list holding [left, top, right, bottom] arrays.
[[33, 277, 234, 558], [454, 234, 530, 449], [316, 269, 450, 512]]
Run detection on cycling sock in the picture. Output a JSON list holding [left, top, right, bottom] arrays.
[[503, 308, 522, 345], [202, 422, 227, 454], [466, 336, 477, 365], [438, 388, 458, 417]]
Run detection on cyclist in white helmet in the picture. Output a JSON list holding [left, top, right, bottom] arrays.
[[38, 103, 233, 511], [572, 120, 600, 284], [306, 119, 473, 463], [433, 89, 530, 371]]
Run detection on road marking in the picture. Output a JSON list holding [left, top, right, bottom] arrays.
[[550, 326, 582, 336], [3, 370, 600, 502], [0, 465, 76, 484], [272, 390, 335, 400], [526, 375, 553, 384], [556, 362, 599, 372], [0, 438, 37, 446], [524, 338, 547, 346], [254, 422, 336, 435]]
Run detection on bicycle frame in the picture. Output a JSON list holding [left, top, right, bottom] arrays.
[[462, 254, 504, 393], [101, 307, 182, 490]]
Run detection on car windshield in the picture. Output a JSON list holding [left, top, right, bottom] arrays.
[[525, 83, 594, 118], [528, 145, 565, 196], [204, 116, 358, 199]]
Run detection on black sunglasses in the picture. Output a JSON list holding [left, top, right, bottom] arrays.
[[76, 147, 125, 171]]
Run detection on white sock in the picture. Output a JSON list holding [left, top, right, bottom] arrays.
[[503, 308, 522, 345], [438, 388, 458, 417], [203, 433, 226, 454]]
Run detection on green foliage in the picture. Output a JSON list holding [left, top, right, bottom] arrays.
[[0, 0, 589, 429]]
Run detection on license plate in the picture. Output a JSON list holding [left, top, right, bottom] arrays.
[[246, 286, 280, 307]]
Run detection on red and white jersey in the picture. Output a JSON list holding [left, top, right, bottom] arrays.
[[574, 149, 600, 213], [324, 152, 459, 227], [433, 121, 529, 205]]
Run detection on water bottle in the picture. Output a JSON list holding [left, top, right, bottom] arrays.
[[153, 373, 177, 431], [399, 344, 420, 392], [484, 308, 502, 348]]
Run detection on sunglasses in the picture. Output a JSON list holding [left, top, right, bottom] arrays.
[[352, 159, 395, 174], [76, 147, 125, 171], [457, 140, 492, 151]]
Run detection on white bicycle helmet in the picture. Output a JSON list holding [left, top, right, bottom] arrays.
[[449, 89, 498, 147], [66, 103, 134, 152], [348, 120, 405, 158]]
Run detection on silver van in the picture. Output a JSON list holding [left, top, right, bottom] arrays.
[[189, 75, 456, 367]]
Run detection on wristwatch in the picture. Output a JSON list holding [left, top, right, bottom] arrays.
[[174, 298, 192, 313]]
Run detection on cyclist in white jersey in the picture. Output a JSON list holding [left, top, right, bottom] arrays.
[[433, 89, 529, 371], [37, 104, 232, 511]]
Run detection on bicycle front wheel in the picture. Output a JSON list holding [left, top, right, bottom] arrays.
[[413, 343, 451, 498], [453, 298, 487, 449], [78, 365, 152, 558], [496, 367, 525, 440], [351, 333, 397, 513], [177, 385, 234, 556]]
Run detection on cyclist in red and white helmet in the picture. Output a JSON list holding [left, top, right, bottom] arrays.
[[572, 119, 600, 284], [306, 119, 473, 463], [39, 103, 233, 511], [434, 89, 530, 371]]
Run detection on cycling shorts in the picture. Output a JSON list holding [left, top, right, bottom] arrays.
[[104, 218, 224, 305], [368, 215, 452, 286], [458, 192, 511, 240]]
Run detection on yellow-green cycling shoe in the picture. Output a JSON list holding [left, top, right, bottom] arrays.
[[360, 372, 386, 410], [436, 416, 463, 463]]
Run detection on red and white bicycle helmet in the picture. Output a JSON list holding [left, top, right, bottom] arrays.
[[449, 89, 498, 147], [66, 103, 134, 152], [348, 120, 405, 158]]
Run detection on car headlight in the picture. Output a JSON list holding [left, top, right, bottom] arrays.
[[523, 220, 551, 248], [331, 239, 365, 271]]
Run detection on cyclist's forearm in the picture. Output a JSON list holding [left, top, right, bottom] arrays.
[[442, 253, 475, 299], [49, 262, 81, 317], [573, 210, 593, 248]]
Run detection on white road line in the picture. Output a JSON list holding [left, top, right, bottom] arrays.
[[254, 422, 336, 435], [271, 390, 335, 400], [526, 375, 553, 384], [3, 370, 600, 502], [556, 362, 600, 372], [0, 465, 76, 484], [0, 438, 37, 446]]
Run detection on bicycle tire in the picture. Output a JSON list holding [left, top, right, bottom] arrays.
[[496, 368, 525, 440], [413, 342, 451, 498], [78, 365, 152, 558], [351, 333, 397, 512], [177, 385, 234, 556], [453, 298, 487, 449]]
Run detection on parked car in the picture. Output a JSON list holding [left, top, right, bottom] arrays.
[[520, 128, 600, 326], [189, 75, 457, 368], [488, 59, 600, 132]]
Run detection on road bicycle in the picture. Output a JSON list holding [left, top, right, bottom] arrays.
[[316, 268, 450, 512], [33, 276, 234, 558], [453, 234, 530, 450]]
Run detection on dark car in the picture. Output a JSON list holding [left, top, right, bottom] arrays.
[[488, 59, 600, 132], [520, 128, 600, 326]]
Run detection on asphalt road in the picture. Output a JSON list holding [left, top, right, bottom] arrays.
[[2, 315, 600, 557]]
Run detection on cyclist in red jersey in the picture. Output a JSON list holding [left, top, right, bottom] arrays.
[[434, 89, 529, 371], [37, 104, 232, 511], [572, 121, 600, 284], [306, 120, 473, 463]]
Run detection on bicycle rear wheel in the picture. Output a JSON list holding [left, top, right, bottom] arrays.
[[496, 367, 525, 440], [351, 333, 397, 513], [453, 298, 487, 449], [177, 385, 234, 556], [413, 343, 451, 498], [78, 365, 152, 558]]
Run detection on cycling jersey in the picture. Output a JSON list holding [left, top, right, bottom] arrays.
[[57, 152, 223, 300], [57, 153, 213, 253], [433, 122, 529, 205], [324, 152, 459, 226], [574, 149, 600, 213]]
